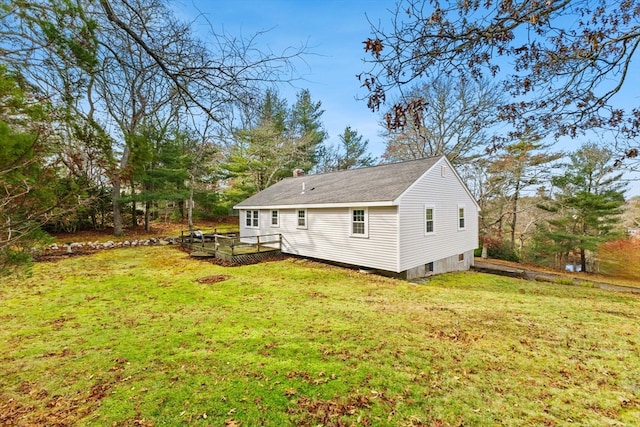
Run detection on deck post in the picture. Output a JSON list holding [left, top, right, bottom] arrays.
[[257, 235, 261, 252], [231, 239, 234, 256]]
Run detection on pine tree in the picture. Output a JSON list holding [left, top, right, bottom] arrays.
[[0, 66, 60, 273], [335, 126, 376, 170], [538, 143, 626, 272], [223, 89, 326, 196]]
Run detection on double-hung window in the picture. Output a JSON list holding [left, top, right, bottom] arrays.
[[297, 209, 307, 229], [425, 206, 435, 234], [245, 210, 259, 228], [458, 205, 466, 230], [350, 208, 368, 237], [271, 210, 279, 227]]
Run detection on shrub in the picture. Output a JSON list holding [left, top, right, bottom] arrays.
[[598, 238, 640, 280], [479, 236, 520, 262]]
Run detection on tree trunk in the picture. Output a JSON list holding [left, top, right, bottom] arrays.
[[112, 178, 124, 236], [580, 248, 587, 273], [178, 200, 184, 221], [510, 181, 520, 251], [187, 175, 194, 231], [112, 145, 130, 237], [131, 199, 136, 228], [144, 200, 151, 232]]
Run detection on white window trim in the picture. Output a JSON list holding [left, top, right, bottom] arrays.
[[349, 207, 369, 238], [424, 205, 435, 235], [245, 210, 259, 229], [457, 204, 466, 230], [270, 209, 279, 227], [296, 209, 307, 229]]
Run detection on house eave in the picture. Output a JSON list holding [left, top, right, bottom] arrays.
[[234, 200, 397, 210]]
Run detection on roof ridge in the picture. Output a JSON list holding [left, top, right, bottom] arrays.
[[287, 155, 445, 180]]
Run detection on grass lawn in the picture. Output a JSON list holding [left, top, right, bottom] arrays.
[[1, 247, 639, 426]]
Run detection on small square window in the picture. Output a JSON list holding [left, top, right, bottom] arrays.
[[458, 253, 464, 262], [426, 262, 434, 272], [245, 210, 258, 228]]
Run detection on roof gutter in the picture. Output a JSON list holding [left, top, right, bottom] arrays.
[[234, 200, 397, 210]]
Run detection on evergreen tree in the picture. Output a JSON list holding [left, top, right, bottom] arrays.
[[538, 143, 626, 272], [0, 66, 65, 273], [290, 89, 327, 169], [335, 126, 376, 170], [128, 126, 192, 230], [223, 89, 326, 196]]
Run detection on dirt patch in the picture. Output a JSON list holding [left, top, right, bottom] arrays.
[[48, 219, 237, 244], [49, 223, 176, 242], [34, 247, 100, 263], [196, 275, 230, 284]]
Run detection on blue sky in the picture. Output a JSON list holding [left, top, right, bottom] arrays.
[[173, 0, 394, 158], [173, 0, 639, 196]]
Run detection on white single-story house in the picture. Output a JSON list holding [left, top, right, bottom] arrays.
[[233, 155, 479, 279]]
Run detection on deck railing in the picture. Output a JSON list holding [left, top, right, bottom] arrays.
[[215, 233, 282, 255], [180, 229, 281, 256]]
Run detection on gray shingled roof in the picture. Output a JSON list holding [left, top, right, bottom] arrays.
[[234, 156, 443, 208]]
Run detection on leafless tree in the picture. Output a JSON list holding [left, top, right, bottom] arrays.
[[360, 0, 640, 159], [381, 75, 503, 164]]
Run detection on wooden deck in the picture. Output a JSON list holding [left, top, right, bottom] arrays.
[[180, 230, 282, 264]]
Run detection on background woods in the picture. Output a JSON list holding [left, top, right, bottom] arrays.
[[1, 0, 639, 278]]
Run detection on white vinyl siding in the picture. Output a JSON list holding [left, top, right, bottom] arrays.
[[396, 157, 479, 272], [278, 206, 398, 272]]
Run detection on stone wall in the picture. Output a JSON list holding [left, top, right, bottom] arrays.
[[42, 237, 179, 255]]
